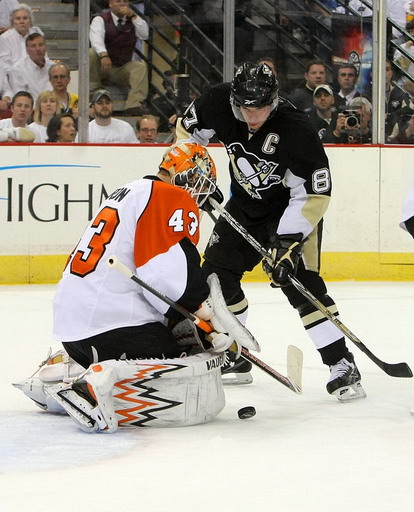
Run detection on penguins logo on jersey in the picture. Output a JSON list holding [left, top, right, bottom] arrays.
[[207, 230, 220, 248], [227, 142, 282, 199], [318, 128, 326, 140]]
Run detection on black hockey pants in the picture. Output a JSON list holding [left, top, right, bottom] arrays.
[[202, 201, 349, 365]]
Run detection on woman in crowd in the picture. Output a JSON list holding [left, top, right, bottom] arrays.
[[29, 90, 60, 142], [46, 113, 77, 143]]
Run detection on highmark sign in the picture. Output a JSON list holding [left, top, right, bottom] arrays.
[[3, 173, 108, 223], [0, 144, 413, 283], [0, 163, 120, 255]]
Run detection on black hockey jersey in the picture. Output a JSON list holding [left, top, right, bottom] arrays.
[[176, 83, 331, 239]]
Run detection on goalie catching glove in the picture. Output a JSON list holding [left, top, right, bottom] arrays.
[[195, 273, 260, 353], [263, 233, 304, 287]]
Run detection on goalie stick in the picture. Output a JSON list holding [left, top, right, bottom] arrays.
[[208, 197, 413, 379], [106, 255, 303, 394]]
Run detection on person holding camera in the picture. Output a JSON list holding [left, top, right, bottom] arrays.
[[89, 0, 149, 117], [331, 97, 372, 144]]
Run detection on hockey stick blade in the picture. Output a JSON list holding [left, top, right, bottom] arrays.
[[288, 275, 413, 379], [241, 345, 303, 393], [208, 198, 413, 379]]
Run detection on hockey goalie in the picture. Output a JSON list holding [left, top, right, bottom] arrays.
[[14, 142, 260, 432]]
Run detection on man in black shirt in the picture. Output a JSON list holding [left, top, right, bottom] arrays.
[[308, 84, 338, 142], [289, 59, 328, 113]]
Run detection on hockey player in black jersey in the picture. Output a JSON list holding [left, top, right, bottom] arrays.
[[175, 62, 366, 401]]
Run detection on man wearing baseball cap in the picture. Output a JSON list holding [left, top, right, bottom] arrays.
[[87, 88, 138, 143], [308, 84, 338, 143]]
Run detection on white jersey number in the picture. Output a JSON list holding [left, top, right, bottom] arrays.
[[168, 209, 199, 236], [312, 168, 331, 194], [182, 102, 198, 130]]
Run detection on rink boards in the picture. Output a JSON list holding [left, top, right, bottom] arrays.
[[0, 144, 413, 284]]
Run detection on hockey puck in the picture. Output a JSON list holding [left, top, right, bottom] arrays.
[[237, 406, 256, 420]]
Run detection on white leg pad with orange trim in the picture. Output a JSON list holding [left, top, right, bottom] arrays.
[[47, 352, 226, 433]]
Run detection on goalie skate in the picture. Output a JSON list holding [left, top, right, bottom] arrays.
[[221, 349, 253, 385], [46, 382, 109, 433], [13, 348, 84, 412], [327, 353, 366, 402]]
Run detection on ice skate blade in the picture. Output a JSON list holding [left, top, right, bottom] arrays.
[[221, 372, 253, 385], [46, 385, 101, 433], [333, 382, 367, 402], [12, 379, 48, 410]]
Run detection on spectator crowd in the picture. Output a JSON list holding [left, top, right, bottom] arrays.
[[0, 1, 414, 145]]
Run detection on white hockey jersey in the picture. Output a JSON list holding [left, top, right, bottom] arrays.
[[53, 177, 208, 342]]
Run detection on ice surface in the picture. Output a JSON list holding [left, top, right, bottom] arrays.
[[1, 281, 414, 512]]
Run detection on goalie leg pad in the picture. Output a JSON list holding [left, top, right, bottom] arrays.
[[207, 273, 260, 352], [47, 353, 226, 433]]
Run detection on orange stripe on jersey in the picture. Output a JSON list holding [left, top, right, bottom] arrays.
[[134, 181, 200, 268]]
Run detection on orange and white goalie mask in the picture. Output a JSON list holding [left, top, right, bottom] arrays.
[[160, 142, 217, 207]]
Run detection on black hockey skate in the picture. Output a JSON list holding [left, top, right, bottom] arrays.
[[221, 349, 253, 385], [326, 353, 366, 402]]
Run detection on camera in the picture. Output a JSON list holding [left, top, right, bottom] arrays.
[[340, 109, 361, 130]]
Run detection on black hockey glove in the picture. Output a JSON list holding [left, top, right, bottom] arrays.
[[263, 233, 304, 287], [200, 186, 224, 213]]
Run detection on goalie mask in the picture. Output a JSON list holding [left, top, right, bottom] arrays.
[[160, 142, 217, 207], [230, 62, 279, 123]]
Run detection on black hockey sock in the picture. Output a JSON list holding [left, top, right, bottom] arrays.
[[318, 338, 350, 366]]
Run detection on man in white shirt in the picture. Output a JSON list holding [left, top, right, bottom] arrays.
[[0, 3, 43, 72], [8, 32, 52, 102], [0, 90, 37, 141], [87, 89, 138, 143], [89, 0, 149, 116]]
